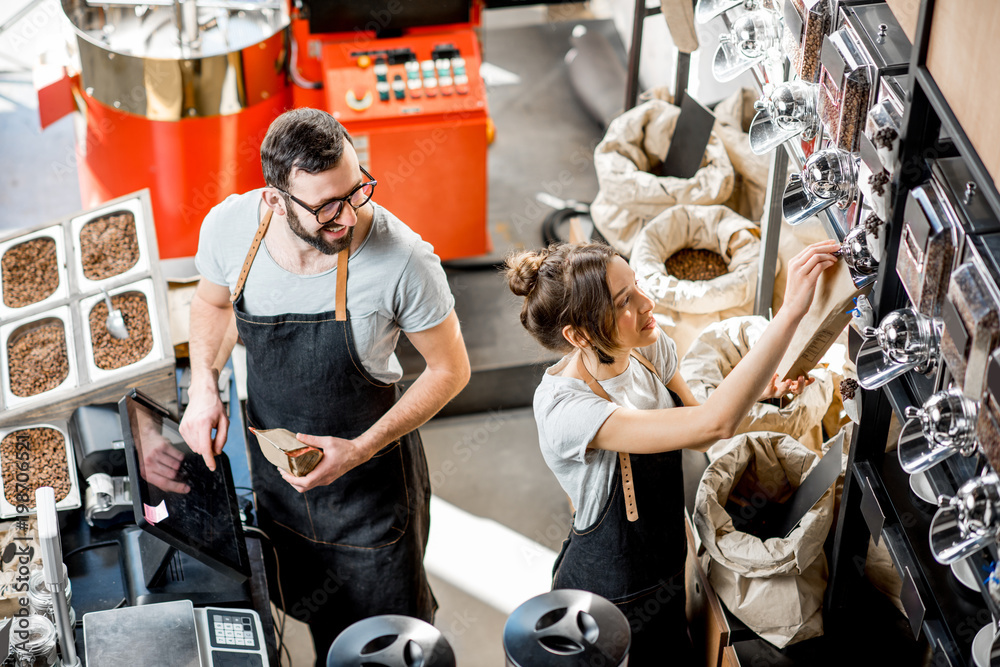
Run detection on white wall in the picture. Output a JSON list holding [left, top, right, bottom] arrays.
[[595, 0, 755, 106]]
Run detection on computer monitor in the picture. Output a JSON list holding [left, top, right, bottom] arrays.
[[118, 389, 251, 606], [300, 0, 472, 36]]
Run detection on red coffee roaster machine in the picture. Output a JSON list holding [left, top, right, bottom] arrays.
[[42, 0, 491, 261]]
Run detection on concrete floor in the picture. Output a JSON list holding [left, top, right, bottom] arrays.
[[0, 2, 616, 666]]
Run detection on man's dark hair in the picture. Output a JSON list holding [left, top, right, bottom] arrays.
[[261, 108, 354, 191]]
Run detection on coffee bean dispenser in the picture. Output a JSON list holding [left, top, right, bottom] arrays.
[[898, 387, 979, 474], [864, 74, 906, 176], [781, 0, 832, 83], [0, 421, 81, 518], [713, 8, 785, 82], [695, 0, 775, 24], [0, 226, 70, 324], [819, 29, 873, 152], [930, 471, 1000, 565], [782, 146, 859, 225], [856, 306, 943, 389], [939, 260, 1000, 400], [0, 190, 176, 429], [749, 80, 822, 155], [896, 177, 963, 317], [975, 348, 1000, 477]]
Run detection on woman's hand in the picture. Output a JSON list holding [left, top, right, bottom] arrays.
[[759, 373, 814, 401], [777, 240, 842, 322]]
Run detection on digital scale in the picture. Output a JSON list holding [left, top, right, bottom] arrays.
[[83, 600, 269, 667]]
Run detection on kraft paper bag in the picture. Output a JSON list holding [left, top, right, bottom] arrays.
[[680, 316, 836, 456], [693, 432, 841, 648], [249, 427, 323, 477], [776, 257, 870, 382]]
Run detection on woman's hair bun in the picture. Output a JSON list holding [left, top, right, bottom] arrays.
[[504, 249, 548, 297]]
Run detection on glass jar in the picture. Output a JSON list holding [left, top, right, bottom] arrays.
[[8, 615, 59, 667], [27, 568, 75, 631]]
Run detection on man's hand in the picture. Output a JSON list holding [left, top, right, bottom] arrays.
[[277, 433, 371, 493], [179, 388, 229, 472], [759, 373, 815, 401]]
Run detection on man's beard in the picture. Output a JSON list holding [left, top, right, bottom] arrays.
[[285, 201, 353, 255]]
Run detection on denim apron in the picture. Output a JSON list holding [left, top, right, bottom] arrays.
[[552, 352, 692, 666], [231, 210, 434, 663]]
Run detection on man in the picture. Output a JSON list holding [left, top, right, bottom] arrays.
[[179, 108, 470, 663]]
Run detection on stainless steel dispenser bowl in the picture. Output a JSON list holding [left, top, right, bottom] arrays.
[[749, 81, 820, 154], [839, 224, 878, 288], [782, 147, 859, 225], [713, 9, 783, 82], [899, 387, 980, 474], [856, 307, 943, 389], [931, 471, 1000, 565]]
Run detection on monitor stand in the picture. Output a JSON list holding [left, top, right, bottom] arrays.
[[120, 526, 252, 608]]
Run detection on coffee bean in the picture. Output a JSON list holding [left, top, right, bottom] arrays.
[[88, 291, 153, 370], [874, 127, 898, 150], [7, 324, 69, 398], [0, 428, 71, 506], [840, 378, 858, 400], [79, 211, 140, 281], [863, 213, 883, 240], [2, 237, 58, 308], [663, 248, 729, 282], [869, 170, 890, 196]]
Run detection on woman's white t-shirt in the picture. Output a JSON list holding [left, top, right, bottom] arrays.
[[532, 332, 679, 529]]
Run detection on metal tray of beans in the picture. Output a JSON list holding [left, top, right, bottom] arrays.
[[69, 196, 152, 293], [0, 420, 81, 518], [0, 306, 80, 412], [895, 174, 964, 318], [0, 225, 71, 324], [77, 277, 168, 384]]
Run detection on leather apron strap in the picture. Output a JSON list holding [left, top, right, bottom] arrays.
[[230, 207, 351, 318], [231, 208, 273, 303], [573, 349, 658, 523]]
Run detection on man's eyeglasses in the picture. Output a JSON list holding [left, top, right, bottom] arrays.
[[276, 166, 377, 224]]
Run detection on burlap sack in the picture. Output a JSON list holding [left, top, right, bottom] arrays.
[[679, 316, 836, 456], [590, 96, 735, 257], [713, 88, 771, 223], [693, 432, 838, 648], [630, 205, 759, 357]]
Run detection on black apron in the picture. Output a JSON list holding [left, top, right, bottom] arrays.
[[232, 211, 435, 665], [551, 353, 693, 666]]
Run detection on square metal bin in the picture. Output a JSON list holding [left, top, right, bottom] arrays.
[[0, 420, 81, 519], [77, 278, 169, 385], [0, 306, 80, 412], [69, 196, 152, 293], [0, 225, 71, 323]]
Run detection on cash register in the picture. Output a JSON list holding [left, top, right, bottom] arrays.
[[79, 390, 270, 666]]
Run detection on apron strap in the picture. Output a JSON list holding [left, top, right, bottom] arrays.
[[336, 248, 349, 322], [231, 208, 273, 303], [574, 353, 639, 523]]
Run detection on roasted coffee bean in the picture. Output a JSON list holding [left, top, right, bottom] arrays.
[[838, 75, 870, 152], [869, 170, 890, 196], [88, 291, 153, 370], [664, 248, 729, 282], [800, 3, 829, 82], [7, 324, 69, 397], [79, 211, 140, 281], [863, 213, 883, 240], [2, 237, 58, 308], [0, 428, 71, 506], [874, 127, 899, 150], [840, 378, 858, 400]]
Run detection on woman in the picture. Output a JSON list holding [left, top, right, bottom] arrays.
[[504, 239, 840, 664]]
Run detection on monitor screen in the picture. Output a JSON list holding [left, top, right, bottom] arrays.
[[301, 0, 471, 36], [118, 389, 250, 582]]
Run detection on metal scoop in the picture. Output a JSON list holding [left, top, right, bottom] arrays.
[[102, 289, 128, 340]]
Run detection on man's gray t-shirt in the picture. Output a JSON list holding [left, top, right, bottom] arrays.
[[533, 332, 678, 529], [195, 190, 455, 384]]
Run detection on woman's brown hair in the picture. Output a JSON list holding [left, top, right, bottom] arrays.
[[504, 242, 621, 364]]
